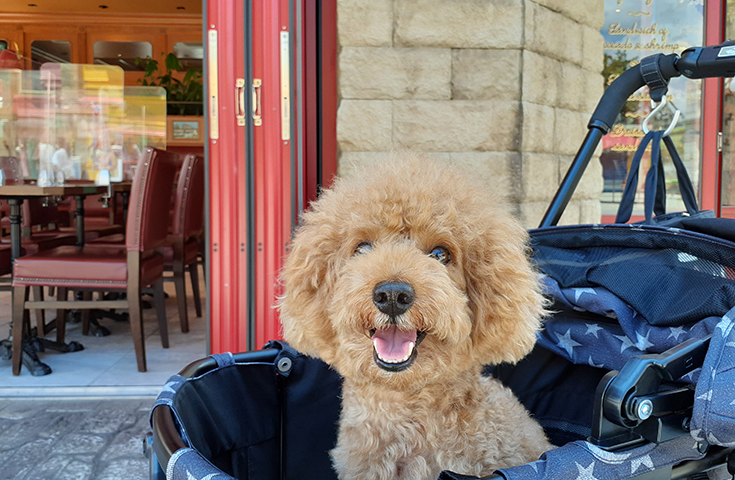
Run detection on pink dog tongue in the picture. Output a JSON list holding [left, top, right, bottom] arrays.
[[372, 326, 417, 361]]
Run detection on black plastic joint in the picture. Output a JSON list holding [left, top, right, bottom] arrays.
[[640, 54, 669, 102], [588, 119, 611, 134]]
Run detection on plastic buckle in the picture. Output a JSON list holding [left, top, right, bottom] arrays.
[[589, 335, 710, 450]]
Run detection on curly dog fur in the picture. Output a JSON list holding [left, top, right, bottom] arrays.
[[279, 152, 551, 480]]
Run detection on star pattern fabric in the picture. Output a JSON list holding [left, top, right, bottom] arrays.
[[691, 307, 735, 448], [495, 436, 705, 480], [167, 448, 237, 480], [536, 275, 719, 383]]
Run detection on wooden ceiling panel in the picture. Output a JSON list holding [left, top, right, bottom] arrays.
[[0, 0, 202, 15]]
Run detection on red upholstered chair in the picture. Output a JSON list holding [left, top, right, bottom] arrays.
[[11, 147, 180, 375], [92, 154, 204, 333], [164, 154, 204, 333]]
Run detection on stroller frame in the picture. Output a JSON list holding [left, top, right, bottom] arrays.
[[148, 42, 735, 480]]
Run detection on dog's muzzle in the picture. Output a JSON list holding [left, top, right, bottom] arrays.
[[370, 281, 424, 372]]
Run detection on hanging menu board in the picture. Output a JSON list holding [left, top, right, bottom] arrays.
[[600, 0, 703, 219]]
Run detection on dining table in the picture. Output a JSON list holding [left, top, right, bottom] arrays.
[[0, 182, 109, 375]]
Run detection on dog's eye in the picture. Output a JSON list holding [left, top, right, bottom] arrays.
[[354, 242, 373, 255], [429, 246, 451, 265]]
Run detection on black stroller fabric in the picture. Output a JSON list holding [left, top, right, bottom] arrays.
[[150, 346, 342, 480]]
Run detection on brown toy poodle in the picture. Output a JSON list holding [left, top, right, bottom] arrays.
[[279, 151, 551, 480]]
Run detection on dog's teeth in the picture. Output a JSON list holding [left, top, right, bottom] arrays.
[[373, 340, 416, 364]]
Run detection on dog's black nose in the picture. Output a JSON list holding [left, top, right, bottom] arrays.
[[373, 281, 415, 316]]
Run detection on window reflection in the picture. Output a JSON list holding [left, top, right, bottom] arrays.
[[600, 1, 704, 220], [93, 41, 153, 71], [173, 42, 203, 70], [30, 40, 71, 70]]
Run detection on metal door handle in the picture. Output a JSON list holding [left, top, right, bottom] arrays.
[[252, 79, 262, 126], [236, 79, 246, 126]]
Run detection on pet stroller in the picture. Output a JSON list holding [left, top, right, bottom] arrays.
[[146, 43, 735, 480]]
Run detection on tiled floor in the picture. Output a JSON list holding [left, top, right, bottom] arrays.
[[0, 273, 208, 397]]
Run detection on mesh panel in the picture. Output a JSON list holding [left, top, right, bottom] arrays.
[[531, 225, 735, 327]]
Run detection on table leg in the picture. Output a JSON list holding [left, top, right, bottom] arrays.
[[122, 191, 130, 227], [74, 194, 85, 246], [8, 199, 22, 261]]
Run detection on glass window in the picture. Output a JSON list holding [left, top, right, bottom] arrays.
[[600, 1, 704, 220], [0, 40, 8, 52], [93, 41, 153, 71], [173, 42, 203, 70], [30, 40, 71, 70]]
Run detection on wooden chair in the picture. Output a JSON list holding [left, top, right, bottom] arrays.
[[164, 154, 204, 333], [11, 147, 180, 375]]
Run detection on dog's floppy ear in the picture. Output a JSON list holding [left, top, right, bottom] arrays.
[[278, 207, 340, 363], [463, 215, 545, 366]]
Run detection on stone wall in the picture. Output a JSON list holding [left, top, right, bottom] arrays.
[[336, 0, 605, 227]]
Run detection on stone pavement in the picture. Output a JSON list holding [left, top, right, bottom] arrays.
[[0, 396, 156, 480]]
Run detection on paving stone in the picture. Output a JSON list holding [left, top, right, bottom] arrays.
[[52, 433, 107, 455], [0, 437, 55, 479], [54, 458, 95, 480], [0, 398, 155, 480], [77, 408, 136, 435], [95, 458, 148, 480]]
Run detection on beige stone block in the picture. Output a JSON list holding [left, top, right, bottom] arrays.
[[393, 100, 521, 152], [452, 49, 522, 101], [556, 65, 603, 114], [557, 153, 603, 200], [530, 0, 604, 29], [519, 201, 552, 229], [553, 108, 588, 156], [556, 198, 601, 225], [521, 102, 556, 153], [556, 63, 586, 111], [578, 154, 604, 199], [338, 0, 394, 47], [340, 47, 451, 100], [447, 151, 519, 202], [337, 151, 394, 179], [395, 0, 523, 48], [583, 68, 605, 113], [524, 1, 583, 66], [557, 200, 582, 225], [582, 24, 604, 73], [522, 50, 560, 107], [520, 153, 559, 202], [579, 198, 602, 224], [337, 100, 393, 151]]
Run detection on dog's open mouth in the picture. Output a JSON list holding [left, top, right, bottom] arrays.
[[370, 326, 426, 372]]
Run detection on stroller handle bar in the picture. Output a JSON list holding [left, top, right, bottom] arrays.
[[540, 41, 735, 228]]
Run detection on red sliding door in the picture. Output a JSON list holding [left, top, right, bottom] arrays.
[[205, 0, 337, 353]]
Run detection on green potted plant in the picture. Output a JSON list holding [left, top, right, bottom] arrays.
[[136, 53, 203, 116]]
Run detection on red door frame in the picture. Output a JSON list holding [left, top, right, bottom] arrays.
[[206, 0, 337, 353], [700, 0, 725, 215]]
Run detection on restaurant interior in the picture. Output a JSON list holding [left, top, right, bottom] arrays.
[[0, 0, 207, 394]]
